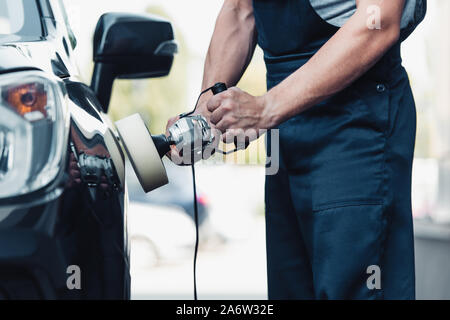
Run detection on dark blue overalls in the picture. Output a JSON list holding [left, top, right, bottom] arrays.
[[254, 0, 417, 299]]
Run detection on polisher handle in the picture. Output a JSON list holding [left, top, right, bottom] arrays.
[[211, 82, 227, 95]]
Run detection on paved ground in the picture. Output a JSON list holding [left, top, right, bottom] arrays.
[[130, 164, 268, 300], [131, 218, 267, 300]]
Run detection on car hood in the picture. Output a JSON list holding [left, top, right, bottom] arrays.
[[0, 41, 71, 78], [0, 46, 37, 73]]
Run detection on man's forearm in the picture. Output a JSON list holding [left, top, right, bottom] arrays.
[[199, 0, 257, 104], [263, 0, 405, 128]]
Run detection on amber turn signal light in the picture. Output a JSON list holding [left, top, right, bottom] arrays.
[[4, 83, 48, 118]]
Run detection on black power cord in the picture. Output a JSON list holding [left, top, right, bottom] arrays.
[[188, 87, 212, 301], [184, 83, 228, 300], [180, 83, 227, 119], [191, 164, 199, 300]]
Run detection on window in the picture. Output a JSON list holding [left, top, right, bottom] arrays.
[[0, 0, 42, 37]]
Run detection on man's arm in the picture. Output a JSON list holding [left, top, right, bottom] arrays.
[[200, 0, 257, 99], [167, 0, 256, 123], [165, 0, 256, 160], [207, 0, 406, 137]]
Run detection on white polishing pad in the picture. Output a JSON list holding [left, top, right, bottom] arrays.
[[115, 114, 168, 193]]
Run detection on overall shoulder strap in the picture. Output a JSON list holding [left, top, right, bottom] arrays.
[[400, 0, 427, 41]]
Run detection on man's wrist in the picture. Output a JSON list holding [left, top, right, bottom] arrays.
[[260, 91, 281, 129]]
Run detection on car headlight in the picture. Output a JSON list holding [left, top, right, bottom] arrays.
[[0, 71, 68, 198]]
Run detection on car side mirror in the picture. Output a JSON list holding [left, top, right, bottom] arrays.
[[91, 12, 177, 111]]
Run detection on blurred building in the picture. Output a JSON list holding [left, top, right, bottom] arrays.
[[402, 0, 450, 299]]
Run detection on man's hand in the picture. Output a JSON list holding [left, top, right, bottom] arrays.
[[165, 114, 184, 164], [164, 91, 221, 165], [207, 87, 270, 142]]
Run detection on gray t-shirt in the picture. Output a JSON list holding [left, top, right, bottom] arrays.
[[309, 0, 426, 40]]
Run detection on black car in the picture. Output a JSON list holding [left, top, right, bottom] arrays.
[[0, 0, 177, 299]]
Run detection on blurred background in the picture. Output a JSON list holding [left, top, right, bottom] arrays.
[[63, 0, 450, 299]]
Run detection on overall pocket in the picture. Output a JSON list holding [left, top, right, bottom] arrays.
[[311, 203, 388, 299], [307, 81, 390, 211]]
